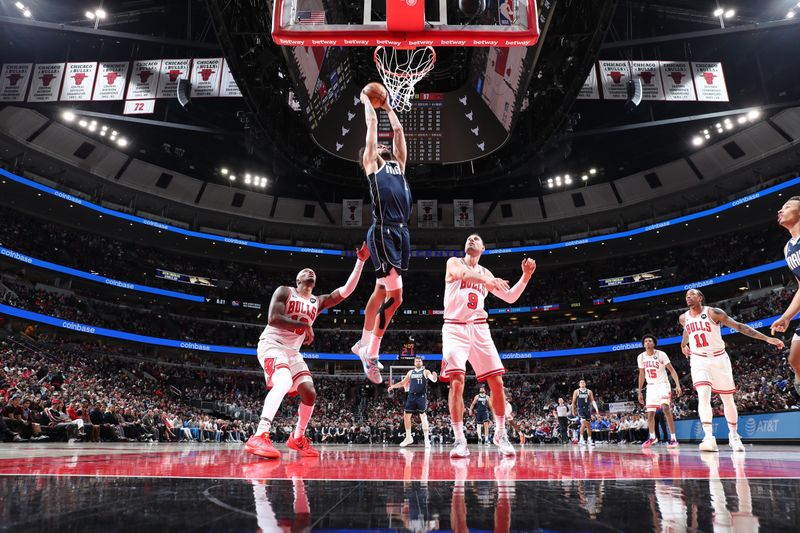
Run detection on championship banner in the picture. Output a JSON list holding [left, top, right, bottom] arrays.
[[576, 64, 599, 100], [609, 401, 636, 413], [61, 62, 98, 101], [453, 199, 474, 228], [156, 59, 191, 98], [27, 63, 65, 102], [0, 63, 32, 102], [630, 61, 665, 101], [220, 59, 242, 97], [660, 61, 696, 101], [190, 58, 223, 98], [598, 60, 631, 100], [92, 62, 129, 101], [127, 59, 162, 100], [692, 62, 729, 102], [342, 199, 362, 227], [417, 200, 438, 228]]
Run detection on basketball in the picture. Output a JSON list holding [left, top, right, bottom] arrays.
[[362, 82, 387, 109]]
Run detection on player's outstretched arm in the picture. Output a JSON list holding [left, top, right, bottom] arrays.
[[388, 371, 411, 391], [381, 101, 407, 172], [319, 242, 370, 310], [446, 257, 510, 291], [709, 308, 785, 349], [772, 273, 800, 335], [361, 93, 379, 175], [268, 286, 312, 332], [678, 315, 691, 357], [489, 258, 536, 304]]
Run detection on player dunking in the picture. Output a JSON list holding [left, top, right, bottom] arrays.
[[680, 289, 783, 452], [387, 356, 438, 447], [637, 334, 682, 449], [441, 234, 536, 457], [353, 89, 412, 385], [571, 379, 598, 447], [244, 244, 370, 459], [771, 196, 800, 394], [468, 385, 491, 445]]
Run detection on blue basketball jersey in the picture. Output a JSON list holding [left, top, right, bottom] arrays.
[[366, 160, 412, 225], [475, 393, 489, 413], [577, 389, 590, 411], [408, 368, 427, 395], [786, 238, 800, 279]]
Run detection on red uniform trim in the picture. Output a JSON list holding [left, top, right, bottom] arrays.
[[645, 405, 662, 409], [477, 368, 506, 382], [712, 388, 737, 394], [693, 381, 712, 389], [691, 349, 726, 358], [444, 320, 488, 325], [292, 370, 312, 381]]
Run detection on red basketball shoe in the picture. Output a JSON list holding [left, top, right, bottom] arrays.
[[286, 434, 321, 457], [244, 433, 281, 459]]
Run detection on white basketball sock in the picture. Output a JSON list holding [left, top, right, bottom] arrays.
[[256, 368, 292, 437]]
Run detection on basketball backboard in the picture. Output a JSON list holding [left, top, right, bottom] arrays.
[[271, 0, 539, 47]]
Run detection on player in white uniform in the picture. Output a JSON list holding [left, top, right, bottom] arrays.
[[244, 243, 370, 459], [441, 233, 536, 458], [636, 334, 682, 449], [680, 289, 784, 452]]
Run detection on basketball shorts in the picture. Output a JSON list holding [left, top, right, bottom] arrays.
[[475, 409, 490, 423], [440, 323, 505, 382], [404, 393, 427, 413], [257, 338, 313, 394], [578, 407, 592, 421], [690, 352, 736, 394], [645, 382, 672, 412], [367, 223, 410, 278]]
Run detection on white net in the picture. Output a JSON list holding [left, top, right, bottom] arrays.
[[373, 46, 436, 113]]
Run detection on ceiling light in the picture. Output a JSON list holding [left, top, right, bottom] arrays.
[[737, 116, 747, 124], [747, 109, 760, 120], [547, 178, 553, 184], [581, 175, 588, 181], [62, 111, 75, 122], [221, 168, 229, 175], [715, 123, 721, 128], [703, 129, 709, 135], [85, 11, 95, 19], [229, 174, 236, 181], [111, 130, 117, 135], [244, 176, 252, 184], [564, 176, 572, 185], [713, 8, 724, 17], [589, 168, 597, 175], [78, 120, 87, 127], [90, 120, 97, 126], [22, 9, 31, 17], [547, 183, 554, 189], [704, 134, 711, 139], [95, 9, 107, 19], [88, 125, 96, 132], [724, 118, 732, 125], [15, 2, 24, 9], [692, 136, 704, 146], [101, 125, 108, 130], [100, 131, 106, 136], [788, 11, 796, 19], [724, 9, 735, 18], [117, 138, 128, 147]]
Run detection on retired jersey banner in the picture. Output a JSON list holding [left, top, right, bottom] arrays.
[[692, 62, 729, 102], [454, 199, 474, 228], [0, 63, 32, 102], [220, 59, 242, 97], [341, 199, 362, 227], [157, 59, 191, 98], [190, 58, 223, 98], [27, 63, 65, 102], [92, 62, 129, 101], [660, 61, 696, 101], [630, 61, 665, 101], [417, 200, 438, 228], [127, 59, 162, 100], [599, 60, 631, 100], [576, 64, 599, 100], [61, 62, 98, 101]]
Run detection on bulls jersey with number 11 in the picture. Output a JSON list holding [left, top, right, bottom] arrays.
[[684, 306, 725, 356], [444, 260, 489, 322], [259, 288, 320, 350]]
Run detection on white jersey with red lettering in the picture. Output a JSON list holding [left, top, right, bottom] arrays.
[[259, 287, 320, 351], [637, 350, 672, 385], [443, 259, 490, 323], [683, 306, 726, 357]]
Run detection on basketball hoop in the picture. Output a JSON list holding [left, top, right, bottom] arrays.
[[374, 46, 436, 113]]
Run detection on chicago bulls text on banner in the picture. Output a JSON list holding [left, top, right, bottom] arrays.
[[190, 58, 223, 98], [92, 62, 129, 101], [453, 199, 475, 228], [62, 62, 98, 101], [341, 199, 363, 227], [692, 62, 729, 102], [127, 59, 162, 100], [157, 58, 191, 98], [660, 61, 696, 101], [220, 59, 242, 97], [417, 199, 438, 228], [599, 60, 631, 100], [0, 63, 33, 102], [27, 63, 65, 103], [576, 64, 599, 100], [630, 61, 665, 101]]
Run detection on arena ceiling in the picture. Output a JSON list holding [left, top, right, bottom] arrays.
[[0, 0, 799, 202]]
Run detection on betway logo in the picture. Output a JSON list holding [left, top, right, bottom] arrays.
[[280, 39, 306, 46], [440, 39, 467, 46], [504, 39, 533, 46], [407, 40, 434, 46], [311, 39, 336, 46], [472, 40, 499, 46], [377, 39, 403, 47], [344, 39, 370, 46]]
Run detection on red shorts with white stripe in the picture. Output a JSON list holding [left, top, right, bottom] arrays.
[[257, 338, 313, 394], [440, 322, 505, 383], [690, 351, 736, 394]]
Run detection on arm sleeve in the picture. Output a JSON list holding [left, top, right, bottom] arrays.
[[335, 258, 366, 298]]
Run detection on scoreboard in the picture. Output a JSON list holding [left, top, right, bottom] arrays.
[[378, 93, 443, 163]]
